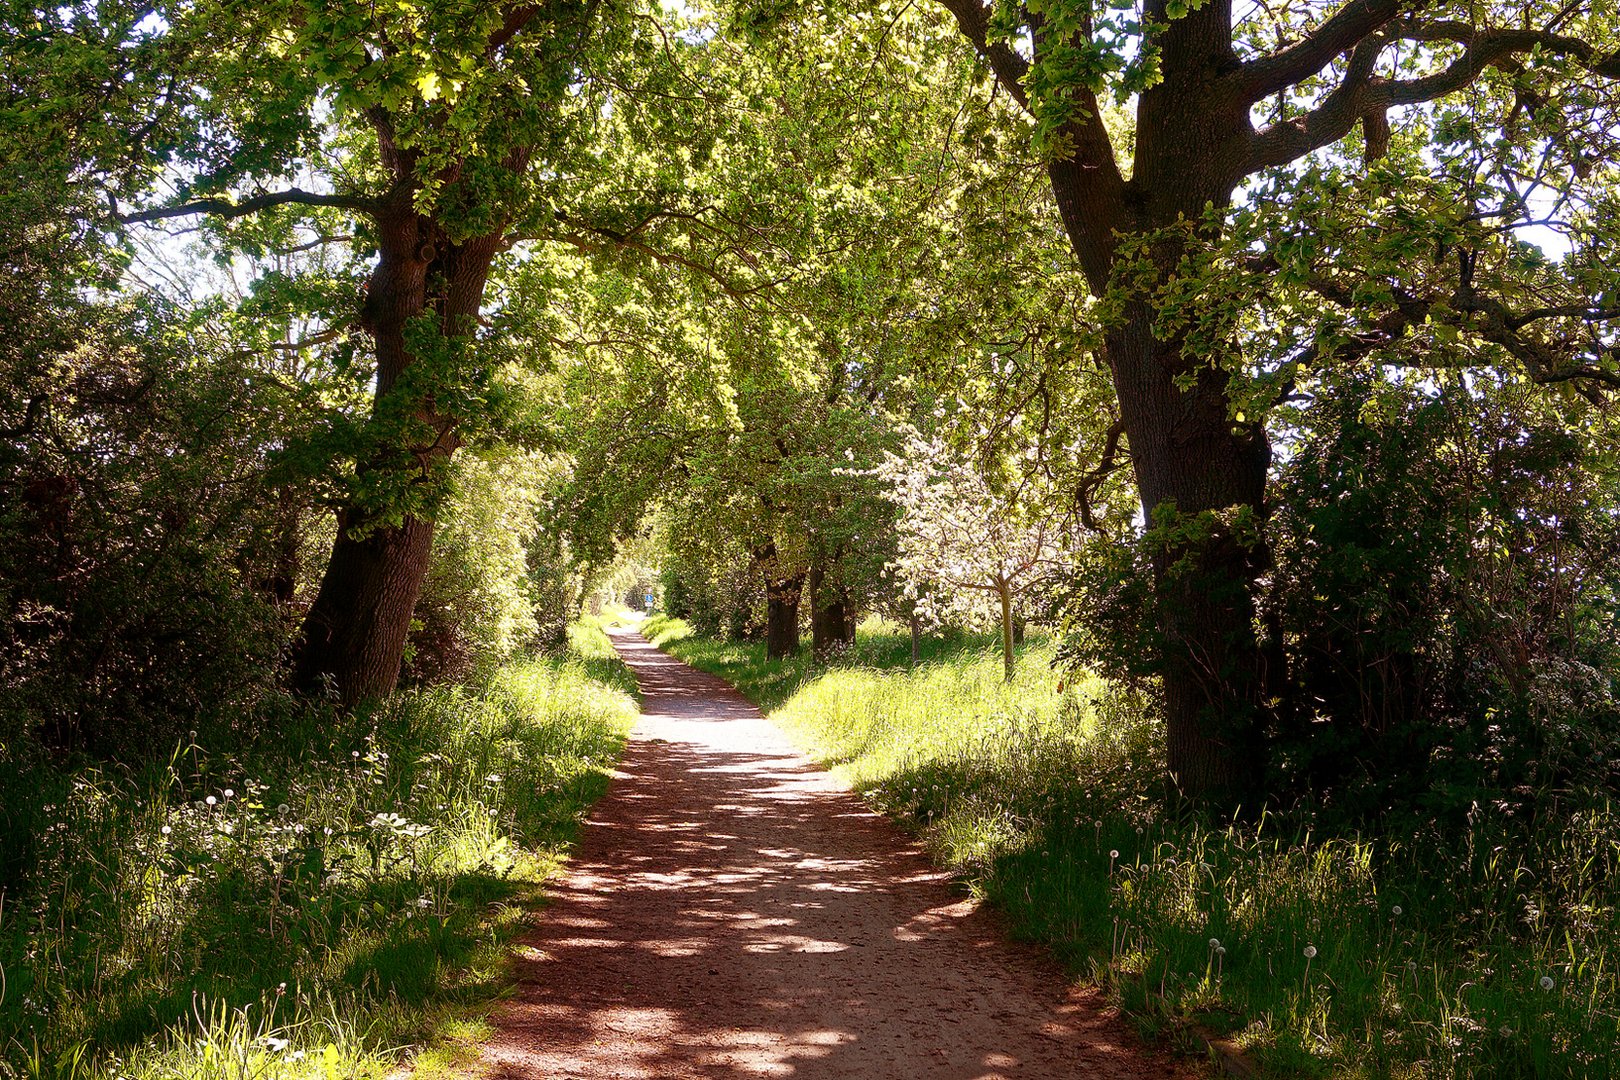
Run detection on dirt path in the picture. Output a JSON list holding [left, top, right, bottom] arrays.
[[476, 630, 1196, 1079]]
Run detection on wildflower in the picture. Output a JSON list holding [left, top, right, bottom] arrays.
[[205, 796, 217, 807], [222, 788, 234, 799], [1541, 976, 1555, 990], [351, 751, 360, 759], [160, 825, 172, 836], [1303, 945, 1317, 959], [416, 897, 432, 908]]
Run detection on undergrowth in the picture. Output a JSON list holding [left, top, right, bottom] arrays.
[[0, 621, 638, 1079], [646, 615, 1620, 1079]]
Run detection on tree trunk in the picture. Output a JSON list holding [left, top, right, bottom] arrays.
[[809, 564, 855, 659], [292, 512, 434, 702], [1106, 305, 1273, 807], [909, 610, 921, 669], [766, 571, 803, 660], [997, 579, 1014, 683], [1034, 4, 1271, 810], [291, 192, 504, 705]]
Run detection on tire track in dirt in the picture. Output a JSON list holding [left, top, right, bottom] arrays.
[[475, 629, 1197, 1079]]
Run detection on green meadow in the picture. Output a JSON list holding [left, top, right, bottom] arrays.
[[0, 622, 636, 1080]]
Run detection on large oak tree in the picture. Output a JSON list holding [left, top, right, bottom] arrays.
[[933, 0, 1620, 806]]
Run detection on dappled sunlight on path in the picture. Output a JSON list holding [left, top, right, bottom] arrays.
[[477, 632, 1193, 1079]]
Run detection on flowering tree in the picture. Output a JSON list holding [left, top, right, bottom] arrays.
[[870, 429, 1072, 681]]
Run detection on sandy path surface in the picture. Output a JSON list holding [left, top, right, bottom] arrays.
[[476, 630, 1196, 1080]]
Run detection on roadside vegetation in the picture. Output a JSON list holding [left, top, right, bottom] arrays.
[[0, 621, 637, 1080], [646, 615, 1620, 1078]]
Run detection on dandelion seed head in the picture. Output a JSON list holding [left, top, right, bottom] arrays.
[[205, 796, 216, 806], [1209, 938, 1221, 950], [1541, 975, 1555, 990], [1391, 905, 1402, 916], [1303, 945, 1318, 959], [1109, 849, 1119, 859]]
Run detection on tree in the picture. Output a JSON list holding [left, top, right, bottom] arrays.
[[59, 0, 738, 704], [932, 0, 1620, 805], [870, 427, 1071, 681]]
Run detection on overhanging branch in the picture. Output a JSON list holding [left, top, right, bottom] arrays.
[[116, 188, 378, 225]]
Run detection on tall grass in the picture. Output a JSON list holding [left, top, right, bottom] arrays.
[[648, 617, 1620, 1078], [0, 622, 638, 1079]]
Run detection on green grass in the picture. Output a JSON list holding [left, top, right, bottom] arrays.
[[646, 616, 1620, 1079], [0, 621, 639, 1080]]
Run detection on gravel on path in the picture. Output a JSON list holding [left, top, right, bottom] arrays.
[[476, 629, 1198, 1080]]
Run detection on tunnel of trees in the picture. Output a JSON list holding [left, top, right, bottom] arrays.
[[4, 0, 1620, 1071]]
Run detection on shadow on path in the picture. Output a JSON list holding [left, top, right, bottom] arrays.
[[477, 631, 1193, 1080]]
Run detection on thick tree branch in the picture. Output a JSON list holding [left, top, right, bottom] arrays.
[[1248, 24, 1620, 172], [116, 188, 378, 224], [1301, 270, 1620, 400], [933, 0, 1030, 112], [1239, 0, 1401, 102], [487, 5, 538, 54]]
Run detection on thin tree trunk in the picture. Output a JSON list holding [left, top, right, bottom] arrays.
[[909, 610, 920, 669], [998, 579, 1014, 683]]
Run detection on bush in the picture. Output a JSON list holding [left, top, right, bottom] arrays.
[[0, 300, 310, 753]]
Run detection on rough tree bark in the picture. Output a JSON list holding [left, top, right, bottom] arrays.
[[293, 161, 510, 704], [808, 562, 856, 658], [765, 571, 804, 660], [939, 0, 1277, 805]]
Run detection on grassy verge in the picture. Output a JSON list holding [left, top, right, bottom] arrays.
[[643, 616, 1620, 1078], [0, 621, 638, 1080]]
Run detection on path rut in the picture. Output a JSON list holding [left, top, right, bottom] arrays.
[[475, 630, 1195, 1079]]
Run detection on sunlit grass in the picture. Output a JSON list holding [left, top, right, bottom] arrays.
[[0, 622, 638, 1079], [650, 618, 1620, 1078]]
